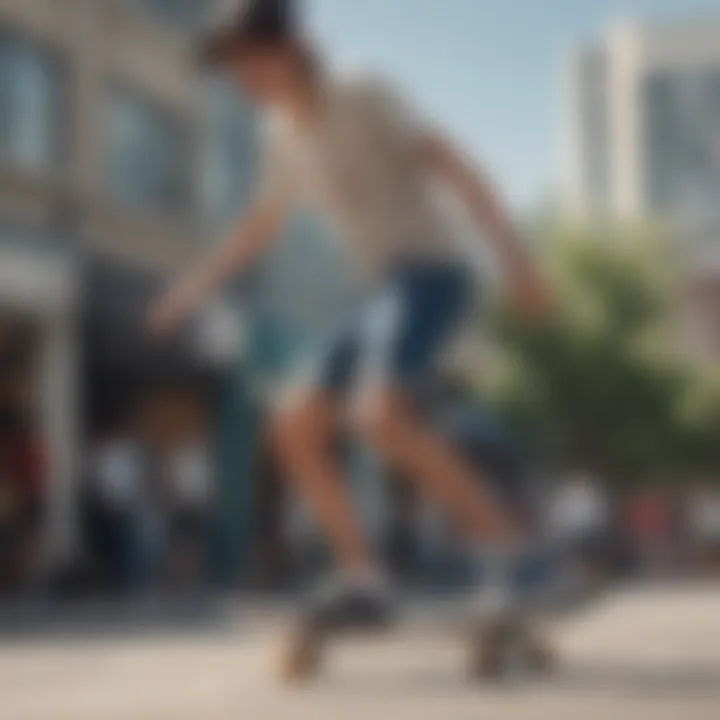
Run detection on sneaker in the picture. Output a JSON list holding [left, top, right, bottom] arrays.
[[303, 571, 396, 633], [475, 544, 564, 617]]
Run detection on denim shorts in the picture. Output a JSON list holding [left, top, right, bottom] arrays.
[[306, 261, 473, 396]]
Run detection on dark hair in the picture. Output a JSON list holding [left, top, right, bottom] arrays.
[[203, 34, 323, 85], [286, 38, 322, 80]]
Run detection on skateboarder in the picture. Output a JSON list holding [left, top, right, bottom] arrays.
[[149, 0, 553, 631]]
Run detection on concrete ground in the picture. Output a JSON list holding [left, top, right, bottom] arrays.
[[2, 585, 719, 720]]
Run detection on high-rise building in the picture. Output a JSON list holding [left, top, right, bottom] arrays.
[[562, 17, 720, 362], [563, 18, 720, 227], [562, 46, 611, 220]]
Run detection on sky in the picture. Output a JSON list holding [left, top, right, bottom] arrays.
[[307, 0, 720, 210]]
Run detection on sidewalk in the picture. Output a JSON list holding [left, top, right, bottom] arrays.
[[1, 578, 716, 639], [2, 584, 720, 720], [0, 593, 233, 639]]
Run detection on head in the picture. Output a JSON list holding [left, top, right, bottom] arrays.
[[201, 0, 319, 106], [213, 38, 320, 105]]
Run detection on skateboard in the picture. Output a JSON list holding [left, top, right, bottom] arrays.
[[278, 606, 558, 683]]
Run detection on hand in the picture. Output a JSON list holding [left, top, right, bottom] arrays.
[[146, 283, 196, 337]]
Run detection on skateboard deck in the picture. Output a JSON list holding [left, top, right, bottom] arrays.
[[278, 603, 558, 683]]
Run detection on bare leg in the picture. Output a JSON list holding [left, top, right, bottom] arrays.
[[355, 388, 519, 546], [271, 390, 375, 573]]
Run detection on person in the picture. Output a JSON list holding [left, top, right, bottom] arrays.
[[546, 471, 609, 582], [627, 487, 672, 578], [6, 417, 46, 593], [687, 483, 720, 574], [88, 426, 145, 593], [148, 0, 553, 628], [163, 438, 214, 591], [0, 431, 21, 594]]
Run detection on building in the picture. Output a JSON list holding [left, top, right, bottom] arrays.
[[563, 17, 720, 224], [0, 0, 254, 577], [0, 0, 368, 589], [562, 17, 720, 361], [562, 46, 611, 220]]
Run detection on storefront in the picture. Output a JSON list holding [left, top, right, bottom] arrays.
[[81, 261, 252, 587]]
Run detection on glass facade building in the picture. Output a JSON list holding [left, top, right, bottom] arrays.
[[0, 33, 64, 172], [644, 66, 720, 223]]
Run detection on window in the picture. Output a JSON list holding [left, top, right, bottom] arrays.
[[108, 91, 189, 214], [644, 67, 720, 219], [0, 33, 64, 171], [135, 0, 206, 31]]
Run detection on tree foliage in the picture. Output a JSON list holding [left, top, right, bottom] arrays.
[[487, 224, 720, 486]]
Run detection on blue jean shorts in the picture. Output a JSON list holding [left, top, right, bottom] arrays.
[[305, 261, 474, 397]]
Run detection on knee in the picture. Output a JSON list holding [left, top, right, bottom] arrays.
[[352, 390, 402, 449], [269, 392, 330, 462]]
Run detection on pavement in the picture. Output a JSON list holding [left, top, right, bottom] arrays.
[[0, 595, 229, 638], [2, 584, 720, 720]]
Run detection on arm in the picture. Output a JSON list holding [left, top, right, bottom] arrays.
[[148, 196, 284, 335], [419, 133, 552, 317]]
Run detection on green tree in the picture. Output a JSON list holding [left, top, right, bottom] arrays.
[[487, 223, 720, 486]]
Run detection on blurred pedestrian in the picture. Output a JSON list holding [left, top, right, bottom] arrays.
[[547, 471, 609, 581], [164, 438, 214, 592], [89, 424, 145, 593], [0, 434, 21, 594], [687, 483, 720, 575], [628, 487, 672, 578], [7, 419, 46, 593]]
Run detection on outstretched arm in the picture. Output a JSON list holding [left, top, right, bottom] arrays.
[[148, 196, 285, 335], [420, 133, 552, 317]]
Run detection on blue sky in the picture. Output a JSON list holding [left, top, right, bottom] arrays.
[[308, 0, 720, 210]]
